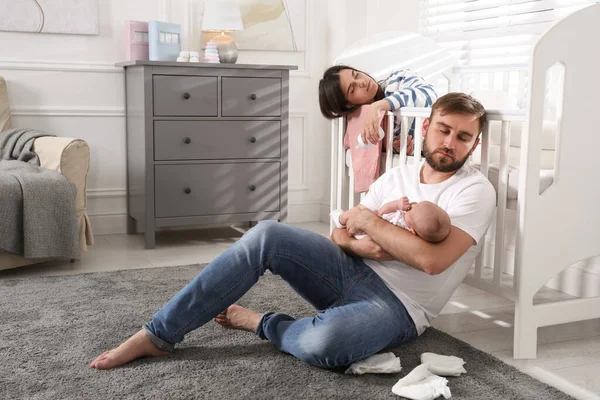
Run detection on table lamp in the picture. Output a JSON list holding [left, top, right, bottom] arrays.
[[202, 0, 244, 64]]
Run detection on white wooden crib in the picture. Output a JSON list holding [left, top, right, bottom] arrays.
[[329, 4, 600, 359]]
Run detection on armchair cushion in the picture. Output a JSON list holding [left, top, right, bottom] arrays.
[[33, 137, 94, 251]]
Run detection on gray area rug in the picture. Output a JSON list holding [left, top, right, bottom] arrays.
[[0, 264, 573, 400]]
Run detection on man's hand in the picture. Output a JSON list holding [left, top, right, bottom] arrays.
[[344, 205, 378, 237]]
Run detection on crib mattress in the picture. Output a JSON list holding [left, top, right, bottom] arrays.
[[344, 150, 555, 208]]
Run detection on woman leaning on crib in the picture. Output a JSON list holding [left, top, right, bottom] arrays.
[[319, 66, 438, 154]]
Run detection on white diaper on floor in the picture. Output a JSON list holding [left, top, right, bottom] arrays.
[[392, 364, 451, 400], [421, 352, 466, 377], [345, 352, 402, 375]]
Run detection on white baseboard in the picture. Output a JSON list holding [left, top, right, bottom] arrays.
[[287, 202, 322, 223], [89, 213, 128, 236], [320, 203, 330, 223]]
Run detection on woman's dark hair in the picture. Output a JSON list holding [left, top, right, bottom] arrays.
[[318, 65, 385, 119]]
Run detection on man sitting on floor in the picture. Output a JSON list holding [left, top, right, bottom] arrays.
[[90, 93, 495, 370]]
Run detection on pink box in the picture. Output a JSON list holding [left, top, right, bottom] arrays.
[[126, 20, 149, 61]]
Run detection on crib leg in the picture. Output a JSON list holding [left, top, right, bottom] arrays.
[[513, 306, 538, 359]]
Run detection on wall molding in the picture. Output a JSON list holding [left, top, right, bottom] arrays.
[[0, 56, 311, 77], [290, 110, 310, 191], [87, 188, 127, 199], [12, 107, 309, 120], [0, 59, 122, 73], [11, 106, 125, 117], [290, 185, 310, 192]]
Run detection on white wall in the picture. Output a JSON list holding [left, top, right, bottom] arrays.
[[0, 0, 420, 234], [327, 0, 420, 60]]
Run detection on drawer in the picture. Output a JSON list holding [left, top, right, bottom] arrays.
[[154, 162, 280, 218], [153, 75, 218, 116], [222, 77, 281, 117], [154, 120, 281, 160]]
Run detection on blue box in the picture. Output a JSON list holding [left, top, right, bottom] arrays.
[[148, 21, 181, 61]]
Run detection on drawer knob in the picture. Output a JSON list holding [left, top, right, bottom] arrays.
[[249, 185, 256, 191], [249, 137, 256, 143], [184, 188, 192, 194], [184, 137, 191, 144], [183, 92, 191, 100], [250, 93, 257, 100]]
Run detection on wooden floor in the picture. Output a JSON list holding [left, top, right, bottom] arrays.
[[2, 222, 599, 400]]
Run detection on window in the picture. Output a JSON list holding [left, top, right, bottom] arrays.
[[420, 0, 600, 67]]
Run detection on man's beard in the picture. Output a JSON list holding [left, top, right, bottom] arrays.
[[422, 135, 471, 173]]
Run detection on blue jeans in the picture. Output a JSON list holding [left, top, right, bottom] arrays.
[[144, 221, 417, 368]]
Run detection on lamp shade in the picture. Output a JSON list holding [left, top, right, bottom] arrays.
[[202, 0, 244, 32]]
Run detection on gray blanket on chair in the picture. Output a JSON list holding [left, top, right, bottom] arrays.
[[0, 128, 79, 259]]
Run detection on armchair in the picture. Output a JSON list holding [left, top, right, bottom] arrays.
[[0, 77, 94, 270]]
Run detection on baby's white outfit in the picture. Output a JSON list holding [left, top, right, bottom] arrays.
[[381, 210, 410, 230]]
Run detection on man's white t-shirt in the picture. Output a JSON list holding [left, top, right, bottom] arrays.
[[360, 161, 496, 335]]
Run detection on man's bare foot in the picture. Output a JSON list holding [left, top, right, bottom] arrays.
[[213, 304, 263, 333], [89, 329, 169, 370]]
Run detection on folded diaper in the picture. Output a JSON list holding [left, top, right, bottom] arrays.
[[421, 352, 466, 377], [392, 364, 451, 400], [345, 352, 402, 375]]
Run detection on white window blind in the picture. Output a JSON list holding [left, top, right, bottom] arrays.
[[420, 0, 600, 66]]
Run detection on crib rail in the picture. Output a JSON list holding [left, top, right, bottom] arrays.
[[466, 110, 525, 299]]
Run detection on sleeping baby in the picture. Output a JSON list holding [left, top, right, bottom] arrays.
[[331, 196, 451, 243]]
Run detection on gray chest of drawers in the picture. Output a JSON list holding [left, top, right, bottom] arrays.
[[117, 61, 297, 249]]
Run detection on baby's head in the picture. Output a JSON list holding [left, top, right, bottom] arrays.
[[405, 201, 451, 243]]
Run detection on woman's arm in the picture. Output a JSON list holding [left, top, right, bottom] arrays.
[[363, 71, 436, 148], [362, 99, 392, 145], [383, 70, 437, 112]]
